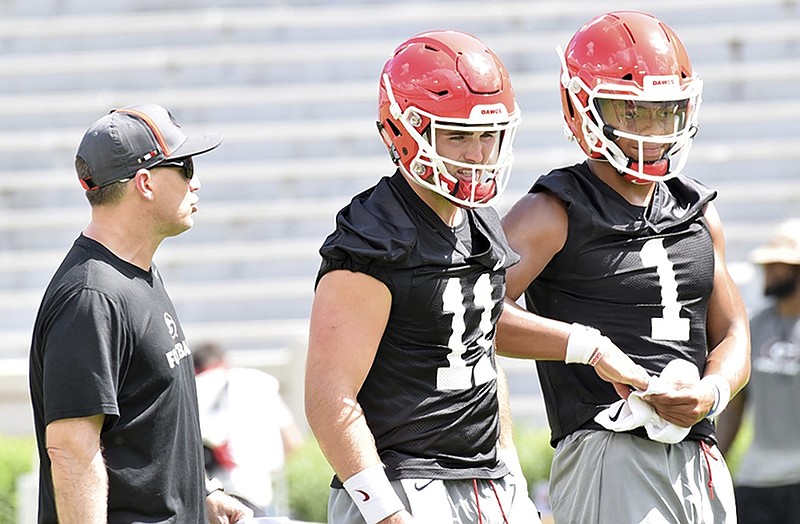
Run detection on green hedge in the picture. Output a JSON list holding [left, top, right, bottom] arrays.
[[0, 434, 36, 524], [285, 436, 333, 522], [723, 415, 753, 477], [514, 426, 555, 486]]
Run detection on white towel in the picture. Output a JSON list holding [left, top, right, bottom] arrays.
[[594, 359, 699, 444]]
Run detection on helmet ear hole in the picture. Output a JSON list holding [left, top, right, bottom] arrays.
[[376, 121, 402, 163], [384, 119, 401, 138], [565, 94, 576, 119]]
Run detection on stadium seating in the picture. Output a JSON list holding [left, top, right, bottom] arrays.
[[0, 0, 799, 433]]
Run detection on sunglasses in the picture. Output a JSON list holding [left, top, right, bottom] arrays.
[[153, 156, 194, 180]]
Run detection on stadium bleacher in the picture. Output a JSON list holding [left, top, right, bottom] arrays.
[[1, 0, 799, 437]]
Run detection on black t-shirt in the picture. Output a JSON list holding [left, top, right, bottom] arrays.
[[526, 162, 718, 446], [29, 235, 206, 523], [318, 172, 519, 480]]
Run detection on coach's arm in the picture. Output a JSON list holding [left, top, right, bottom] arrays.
[[47, 415, 107, 523]]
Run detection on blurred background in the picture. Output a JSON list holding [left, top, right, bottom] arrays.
[[0, 0, 797, 521]]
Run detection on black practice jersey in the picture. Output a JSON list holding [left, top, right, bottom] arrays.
[[318, 172, 519, 480], [525, 163, 718, 446], [29, 235, 206, 523]]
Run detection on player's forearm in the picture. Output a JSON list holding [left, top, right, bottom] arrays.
[[704, 316, 751, 398], [49, 446, 107, 523], [306, 390, 383, 481], [495, 299, 570, 360], [704, 205, 751, 398]]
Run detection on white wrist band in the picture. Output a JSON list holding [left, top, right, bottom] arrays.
[[343, 464, 404, 524], [566, 323, 603, 364], [703, 374, 731, 418]]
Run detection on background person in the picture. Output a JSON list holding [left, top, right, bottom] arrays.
[[717, 218, 800, 524], [194, 341, 304, 517], [28, 104, 251, 523], [497, 11, 750, 523]]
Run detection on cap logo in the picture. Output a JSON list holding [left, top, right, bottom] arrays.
[[137, 149, 159, 164]]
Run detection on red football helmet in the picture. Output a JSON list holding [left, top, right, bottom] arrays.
[[559, 11, 702, 183], [377, 30, 521, 207]]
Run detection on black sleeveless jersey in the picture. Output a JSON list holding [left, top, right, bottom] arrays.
[[317, 171, 519, 480], [525, 162, 718, 446]]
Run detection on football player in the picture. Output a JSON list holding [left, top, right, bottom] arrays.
[[305, 30, 536, 524], [497, 11, 750, 523]]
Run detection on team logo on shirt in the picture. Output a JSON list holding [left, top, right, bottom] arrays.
[[755, 338, 800, 376], [164, 312, 179, 339], [165, 340, 191, 369], [162, 311, 191, 369]]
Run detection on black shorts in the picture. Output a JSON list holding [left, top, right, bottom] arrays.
[[735, 483, 800, 524]]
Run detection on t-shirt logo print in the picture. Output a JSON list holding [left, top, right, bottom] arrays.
[[164, 312, 192, 369], [163, 312, 179, 340], [755, 338, 800, 376], [162, 312, 191, 369]]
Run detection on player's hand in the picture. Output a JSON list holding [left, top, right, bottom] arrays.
[[206, 490, 254, 524], [592, 337, 650, 398], [641, 377, 716, 428], [379, 509, 415, 523]]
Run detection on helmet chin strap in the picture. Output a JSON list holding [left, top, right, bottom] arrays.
[[602, 124, 671, 184], [452, 178, 497, 205], [621, 158, 670, 184]]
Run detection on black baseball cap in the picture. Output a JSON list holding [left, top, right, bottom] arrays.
[[75, 104, 223, 190]]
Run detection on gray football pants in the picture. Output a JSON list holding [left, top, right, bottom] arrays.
[[328, 473, 541, 523], [550, 429, 736, 524]]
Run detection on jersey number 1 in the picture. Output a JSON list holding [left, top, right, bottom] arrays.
[[640, 238, 690, 341]]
